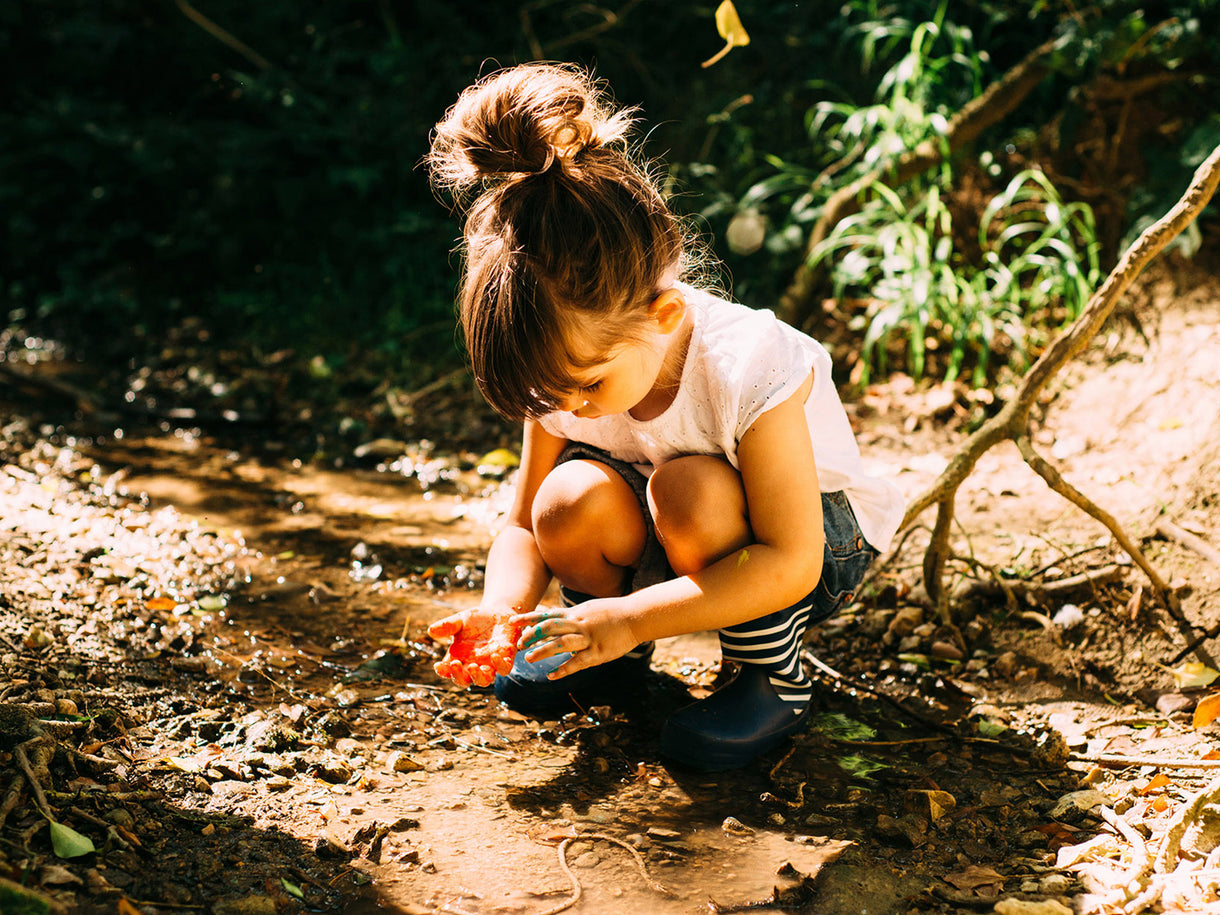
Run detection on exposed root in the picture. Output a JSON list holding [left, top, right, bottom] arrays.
[[441, 832, 674, 915]]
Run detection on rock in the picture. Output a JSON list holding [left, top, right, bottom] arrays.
[[930, 640, 964, 661], [646, 827, 682, 841], [888, 610, 922, 639], [1039, 874, 1072, 894], [386, 750, 425, 773], [1032, 728, 1070, 769], [876, 813, 927, 845], [572, 852, 600, 868], [314, 759, 353, 784], [721, 816, 755, 836], [1050, 789, 1107, 823], [993, 651, 1020, 679]]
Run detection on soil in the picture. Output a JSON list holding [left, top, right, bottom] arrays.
[[2, 255, 1220, 915]]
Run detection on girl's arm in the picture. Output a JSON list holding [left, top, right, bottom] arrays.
[[429, 420, 568, 685], [480, 420, 569, 613], [520, 375, 825, 677]]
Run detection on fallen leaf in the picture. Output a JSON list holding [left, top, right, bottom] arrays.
[[1170, 661, 1220, 689], [145, 596, 177, 612], [50, 820, 96, 859], [1195, 692, 1220, 729], [1138, 772, 1171, 795], [945, 863, 1005, 892]]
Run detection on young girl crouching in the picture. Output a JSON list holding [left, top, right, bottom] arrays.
[[425, 63, 904, 771]]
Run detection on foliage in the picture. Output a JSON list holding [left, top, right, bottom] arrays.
[[1, 0, 1216, 395], [809, 168, 1099, 385]]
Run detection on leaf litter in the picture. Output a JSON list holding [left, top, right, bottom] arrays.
[[3, 259, 1220, 912]]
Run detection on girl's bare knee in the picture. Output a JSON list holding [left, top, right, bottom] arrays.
[[532, 460, 646, 584], [648, 456, 750, 575]]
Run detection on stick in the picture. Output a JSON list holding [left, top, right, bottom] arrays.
[[1074, 752, 1220, 769], [1157, 519, 1220, 569]]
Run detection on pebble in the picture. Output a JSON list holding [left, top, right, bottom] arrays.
[[721, 816, 755, 836], [572, 852, 600, 868]]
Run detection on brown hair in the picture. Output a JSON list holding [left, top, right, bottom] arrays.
[[427, 63, 690, 419]]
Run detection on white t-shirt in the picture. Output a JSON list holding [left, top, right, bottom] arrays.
[[538, 285, 905, 552]]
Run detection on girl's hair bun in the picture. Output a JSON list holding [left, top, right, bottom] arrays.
[[428, 63, 633, 200]]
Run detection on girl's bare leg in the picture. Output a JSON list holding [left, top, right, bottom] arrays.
[[647, 454, 751, 576], [532, 459, 647, 598]]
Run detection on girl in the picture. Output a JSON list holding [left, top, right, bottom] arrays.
[[425, 63, 904, 771]]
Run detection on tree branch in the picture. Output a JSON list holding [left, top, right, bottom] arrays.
[[897, 141, 1220, 644]]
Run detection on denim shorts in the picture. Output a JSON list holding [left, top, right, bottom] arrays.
[[555, 444, 878, 621]]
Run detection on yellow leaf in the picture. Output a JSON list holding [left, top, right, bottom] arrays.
[[702, 1, 750, 68], [1171, 661, 1220, 689], [715, 0, 749, 44], [145, 596, 177, 612], [1195, 692, 1220, 729]]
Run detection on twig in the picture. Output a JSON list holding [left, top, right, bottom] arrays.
[[173, 0, 274, 72], [1074, 752, 1220, 769], [14, 738, 55, 820], [1157, 518, 1220, 569]]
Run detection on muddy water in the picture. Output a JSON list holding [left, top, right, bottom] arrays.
[[82, 431, 1022, 915]]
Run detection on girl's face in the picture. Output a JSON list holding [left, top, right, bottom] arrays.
[[558, 290, 689, 420]]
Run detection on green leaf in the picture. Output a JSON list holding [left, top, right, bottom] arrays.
[[50, 820, 96, 858], [281, 877, 304, 899]]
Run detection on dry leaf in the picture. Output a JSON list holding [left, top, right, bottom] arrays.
[[702, 1, 750, 68], [1137, 772, 1171, 795], [945, 863, 1005, 891], [1170, 661, 1220, 689], [145, 596, 178, 612], [1195, 692, 1220, 729]]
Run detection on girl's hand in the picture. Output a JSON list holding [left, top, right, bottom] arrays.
[[428, 608, 524, 687], [513, 599, 639, 680]]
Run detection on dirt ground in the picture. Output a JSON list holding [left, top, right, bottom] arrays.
[[3, 256, 1220, 915]]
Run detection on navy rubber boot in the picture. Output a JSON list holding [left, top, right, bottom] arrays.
[[658, 664, 812, 770]]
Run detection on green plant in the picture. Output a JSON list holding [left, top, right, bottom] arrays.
[[809, 168, 1099, 385]]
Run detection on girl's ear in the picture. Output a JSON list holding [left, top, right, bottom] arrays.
[[648, 288, 686, 333]]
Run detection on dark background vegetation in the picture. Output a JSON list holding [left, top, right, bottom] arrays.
[[2, 0, 1217, 447]]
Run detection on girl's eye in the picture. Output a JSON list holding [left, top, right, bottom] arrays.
[[582, 381, 602, 392]]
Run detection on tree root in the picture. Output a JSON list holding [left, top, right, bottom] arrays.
[[1063, 777, 1220, 913], [897, 140, 1220, 662], [440, 831, 674, 915]]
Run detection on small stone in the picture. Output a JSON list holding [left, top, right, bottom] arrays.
[[804, 813, 839, 827], [886, 607, 924, 639], [386, 751, 425, 773], [930, 640, 964, 661], [646, 827, 682, 841], [993, 651, 1020, 679], [572, 852, 600, 868], [767, 813, 785, 826], [1039, 873, 1072, 894], [1050, 789, 1107, 823], [721, 816, 755, 836], [265, 775, 292, 791], [315, 760, 353, 784]]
